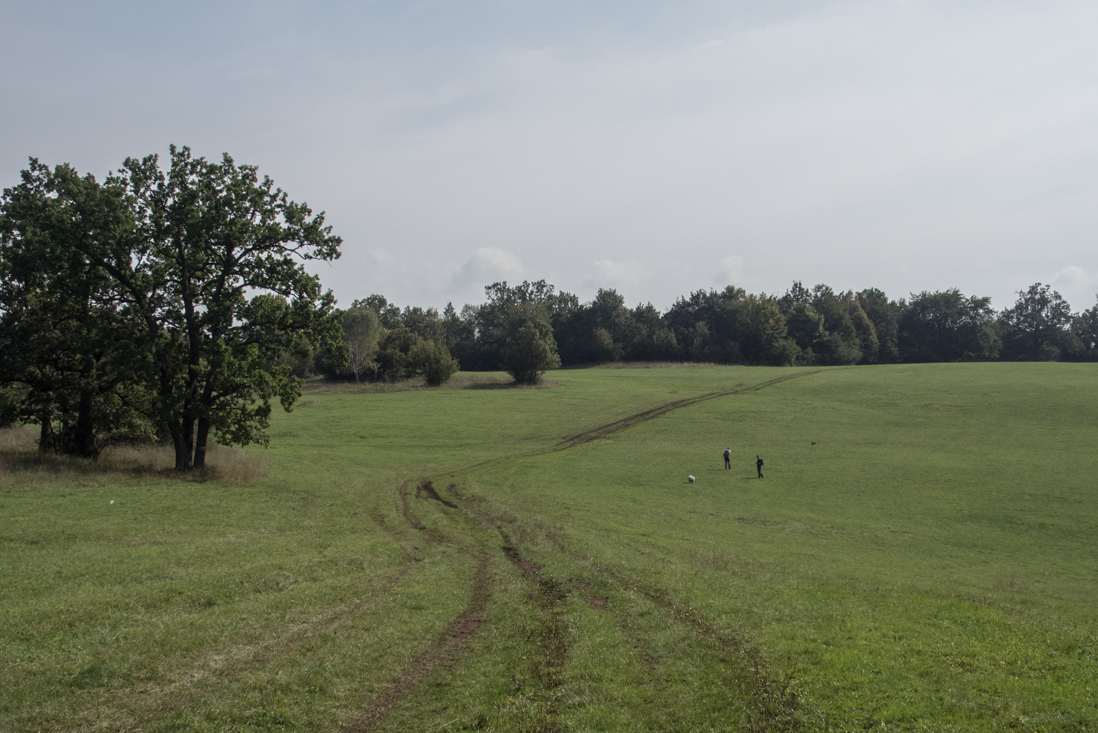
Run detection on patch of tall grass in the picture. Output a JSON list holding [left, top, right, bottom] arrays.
[[0, 427, 265, 488], [299, 371, 551, 395]]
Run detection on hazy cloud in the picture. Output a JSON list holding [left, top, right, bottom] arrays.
[[585, 259, 650, 295], [369, 248, 398, 266], [1051, 266, 1098, 311], [449, 247, 526, 302], [3, 1, 1097, 312], [719, 256, 746, 287]]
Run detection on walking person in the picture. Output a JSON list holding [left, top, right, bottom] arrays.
[[756, 454, 764, 479], [723, 447, 731, 469]]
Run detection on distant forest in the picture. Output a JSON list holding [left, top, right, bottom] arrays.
[[317, 279, 1098, 383]]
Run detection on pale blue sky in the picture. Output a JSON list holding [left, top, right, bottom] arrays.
[[2, 1, 1097, 312]]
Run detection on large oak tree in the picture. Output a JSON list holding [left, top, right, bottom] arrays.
[[1, 147, 345, 469]]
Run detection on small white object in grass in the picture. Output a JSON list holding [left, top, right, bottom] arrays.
[[110, 500, 115, 504], [687, 475, 695, 483]]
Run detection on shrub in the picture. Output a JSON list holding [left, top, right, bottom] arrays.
[[410, 341, 460, 386]]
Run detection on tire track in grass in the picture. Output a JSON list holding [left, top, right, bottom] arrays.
[[557, 371, 818, 449], [452, 371, 819, 479], [432, 372, 820, 731], [540, 530, 807, 732], [343, 371, 819, 731], [103, 478, 425, 731], [342, 480, 490, 733], [500, 544, 569, 732], [492, 514, 806, 731]]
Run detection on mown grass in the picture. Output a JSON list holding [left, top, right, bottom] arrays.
[[1, 364, 1096, 731]]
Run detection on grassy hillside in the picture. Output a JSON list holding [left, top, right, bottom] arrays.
[[1, 364, 1095, 731]]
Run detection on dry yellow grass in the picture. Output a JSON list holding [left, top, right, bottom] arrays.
[[0, 428, 265, 485]]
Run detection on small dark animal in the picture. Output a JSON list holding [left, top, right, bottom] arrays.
[[811, 441, 816, 445]]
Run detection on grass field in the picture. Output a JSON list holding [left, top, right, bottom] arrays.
[[1, 363, 1096, 731]]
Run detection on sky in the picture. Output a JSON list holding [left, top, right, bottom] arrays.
[[2, 0, 1097, 313]]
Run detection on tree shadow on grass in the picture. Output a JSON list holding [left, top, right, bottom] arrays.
[[0, 430, 264, 487]]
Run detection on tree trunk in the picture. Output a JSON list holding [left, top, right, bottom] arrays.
[[181, 414, 195, 470], [38, 408, 54, 452], [169, 421, 189, 470], [72, 388, 99, 459], [194, 417, 210, 469]]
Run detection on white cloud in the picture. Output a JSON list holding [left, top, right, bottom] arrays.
[[719, 255, 745, 286], [585, 259, 650, 295], [369, 248, 397, 266], [1051, 266, 1098, 311], [450, 247, 525, 294]]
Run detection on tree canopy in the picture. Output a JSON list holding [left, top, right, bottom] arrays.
[[0, 148, 345, 468]]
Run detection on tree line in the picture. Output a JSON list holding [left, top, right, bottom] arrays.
[[316, 279, 1098, 384], [3, 150, 1097, 466]]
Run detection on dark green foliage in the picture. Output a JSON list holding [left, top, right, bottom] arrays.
[[662, 287, 796, 366], [998, 283, 1081, 361], [556, 288, 631, 364], [857, 288, 902, 363], [341, 301, 382, 382], [737, 293, 799, 366], [465, 280, 576, 371], [108, 147, 344, 469], [400, 304, 445, 342], [0, 148, 345, 469], [410, 340, 460, 386], [327, 280, 1090, 373], [0, 160, 152, 458], [359, 294, 402, 328], [1072, 299, 1098, 361], [900, 289, 1000, 362], [502, 313, 561, 385], [317, 295, 459, 384], [375, 327, 421, 381], [624, 303, 679, 361], [783, 301, 827, 364], [445, 302, 481, 372], [0, 387, 18, 428], [809, 285, 863, 365]]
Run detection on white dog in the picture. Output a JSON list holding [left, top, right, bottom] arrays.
[[688, 475, 695, 483]]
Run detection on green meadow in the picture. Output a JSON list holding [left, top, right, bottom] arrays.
[[2, 364, 1096, 732]]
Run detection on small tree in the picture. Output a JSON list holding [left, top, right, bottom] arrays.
[[342, 303, 382, 382], [410, 340, 459, 386], [502, 315, 561, 385]]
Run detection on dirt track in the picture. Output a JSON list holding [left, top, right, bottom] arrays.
[[342, 480, 490, 732], [341, 373, 817, 731], [557, 371, 816, 449]]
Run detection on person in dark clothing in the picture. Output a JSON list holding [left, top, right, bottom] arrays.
[[756, 454, 764, 478], [723, 447, 731, 469]]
